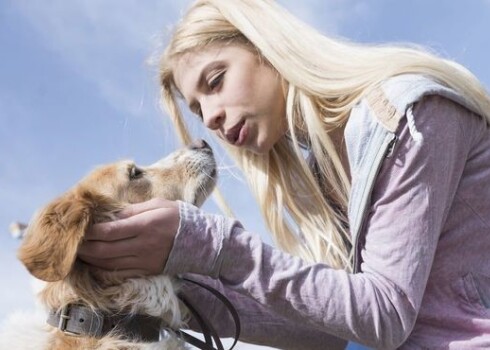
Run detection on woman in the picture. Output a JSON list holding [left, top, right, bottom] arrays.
[[78, 0, 490, 348]]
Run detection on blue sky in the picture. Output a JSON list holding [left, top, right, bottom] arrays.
[[0, 1, 489, 349]]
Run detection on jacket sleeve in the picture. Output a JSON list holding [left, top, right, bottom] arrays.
[[178, 274, 348, 350], [164, 95, 476, 349]]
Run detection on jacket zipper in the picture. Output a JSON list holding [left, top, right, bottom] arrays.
[[352, 134, 398, 273]]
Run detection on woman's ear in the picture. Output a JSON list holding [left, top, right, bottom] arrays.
[[17, 191, 93, 282]]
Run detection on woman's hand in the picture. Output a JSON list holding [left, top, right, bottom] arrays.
[[78, 198, 180, 279]]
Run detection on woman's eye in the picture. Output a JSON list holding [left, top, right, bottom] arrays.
[[128, 165, 144, 180], [208, 71, 224, 89]]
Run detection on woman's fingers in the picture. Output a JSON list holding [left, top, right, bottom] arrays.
[[116, 198, 179, 219], [81, 254, 164, 274], [79, 239, 167, 274], [83, 204, 178, 242], [78, 236, 139, 260], [81, 254, 141, 270], [86, 266, 151, 280], [83, 218, 137, 242], [78, 203, 180, 275]]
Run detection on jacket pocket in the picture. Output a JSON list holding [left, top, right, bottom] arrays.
[[458, 272, 490, 310]]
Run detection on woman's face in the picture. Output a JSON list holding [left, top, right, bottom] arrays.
[[173, 44, 287, 154]]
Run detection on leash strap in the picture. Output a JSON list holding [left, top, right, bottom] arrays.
[[178, 293, 217, 349], [179, 277, 241, 350]]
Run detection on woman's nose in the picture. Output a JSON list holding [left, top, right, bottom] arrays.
[[201, 101, 224, 130]]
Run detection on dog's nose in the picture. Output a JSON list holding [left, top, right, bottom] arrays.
[[189, 139, 211, 150]]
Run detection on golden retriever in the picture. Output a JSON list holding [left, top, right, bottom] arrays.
[[3, 140, 217, 350]]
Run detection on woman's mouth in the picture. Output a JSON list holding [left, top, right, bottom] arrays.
[[225, 120, 247, 146]]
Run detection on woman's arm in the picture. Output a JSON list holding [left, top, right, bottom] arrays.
[[180, 274, 347, 350], [165, 96, 477, 349]]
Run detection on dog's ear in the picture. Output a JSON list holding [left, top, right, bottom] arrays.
[[17, 190, 117, 282]]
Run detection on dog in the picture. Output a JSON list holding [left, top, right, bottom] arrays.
[[2, 140, 217, 350]]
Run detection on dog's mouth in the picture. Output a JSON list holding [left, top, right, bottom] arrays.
[[189, 145, 217, 207]]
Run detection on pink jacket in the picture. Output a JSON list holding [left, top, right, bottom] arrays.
[[164, 75, 490, 349]]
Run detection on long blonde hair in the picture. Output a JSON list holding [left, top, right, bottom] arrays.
[[159, 0, 490, 270]]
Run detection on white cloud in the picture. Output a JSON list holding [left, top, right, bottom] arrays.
[[10, 0, 371, 119], [12, 0, 188, 117], [279, 0, 370, 34]]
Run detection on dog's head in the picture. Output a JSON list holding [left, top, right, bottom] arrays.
[[18, 141, 216, 283]]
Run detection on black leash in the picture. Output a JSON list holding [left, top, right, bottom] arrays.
[[177, 277, 241, 350]]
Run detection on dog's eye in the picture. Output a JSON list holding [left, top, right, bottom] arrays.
[[128, 165, 144, 180]]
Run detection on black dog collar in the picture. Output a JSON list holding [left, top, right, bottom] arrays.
[[47, 304, 162, 342]]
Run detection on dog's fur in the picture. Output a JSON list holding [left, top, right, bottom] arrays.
[[2, 143, 216, 350]]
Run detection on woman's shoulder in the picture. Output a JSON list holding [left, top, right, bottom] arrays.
[[372, 74, 471, 121], [345, 74, 472, 165], [351, 74, 472, 134]]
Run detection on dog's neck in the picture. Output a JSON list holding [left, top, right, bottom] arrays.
[[40, 275, 185, 349], [41, 272, 185, 332]]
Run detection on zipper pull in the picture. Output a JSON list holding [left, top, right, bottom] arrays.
[[385, 136, 398, 158]]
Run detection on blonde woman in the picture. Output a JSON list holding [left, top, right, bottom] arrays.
[[79, 0, 490, 348]]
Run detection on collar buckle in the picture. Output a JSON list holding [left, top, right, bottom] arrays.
[[57, 305, 82, 337]]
